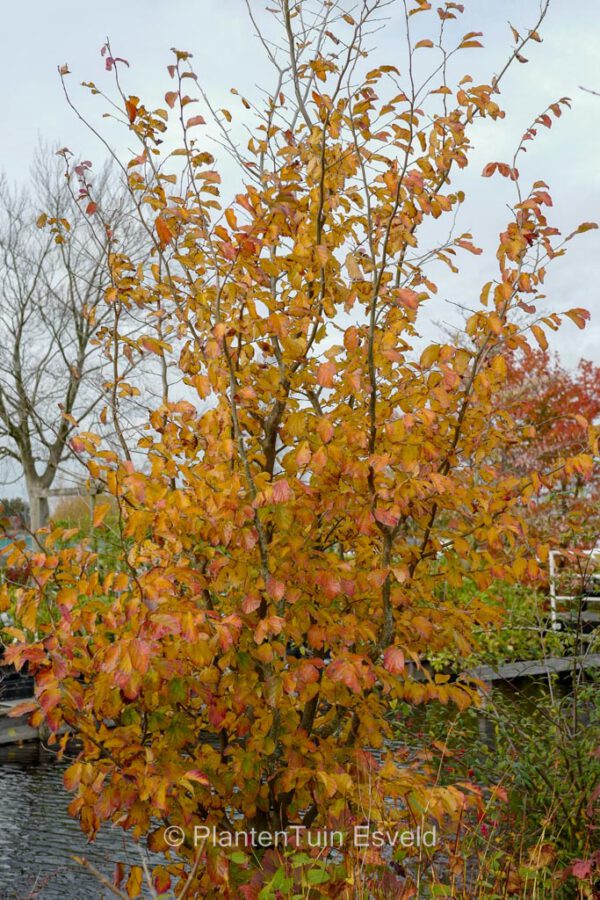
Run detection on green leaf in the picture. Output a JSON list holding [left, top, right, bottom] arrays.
[[306, 867, 330, 885]]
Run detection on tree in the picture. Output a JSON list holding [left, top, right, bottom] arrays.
[[500, 349, 600, 548], [2, 1, 597, 896], [0, 152, 140, 530]]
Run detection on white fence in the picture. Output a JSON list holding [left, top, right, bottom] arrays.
[[548, 547, 600, 630]]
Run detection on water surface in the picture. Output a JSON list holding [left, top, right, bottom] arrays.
[[0, 743, 149, 899]]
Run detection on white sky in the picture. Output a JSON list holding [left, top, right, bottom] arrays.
[[1, 0, 600, 371]]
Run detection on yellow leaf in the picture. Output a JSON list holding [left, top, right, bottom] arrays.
[[531, 324, 548, 350], [93, 503, 111, 528], [126, 865, 143, 898], [345, 253, 362, 280], [420, 345, 439, 369]]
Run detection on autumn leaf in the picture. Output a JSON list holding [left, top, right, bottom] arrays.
[[183, 770, 210, 785], [564, 307, 590, 329], [156, 216, 174, 245], [383, 646, 405, 674], [7, 699, 38, 718], [531, 324, 548, 350], [5, 10, 593, 897], [395, 287, 419, 309], [346, 252, 362, 280], [420, 345, 439, 369], [125, 98, 138, 123], [571, 859, 592, 880], [328, 659, 362, 694], [153, 868, 172, 895], [140, 336, 170, 355], [126, 865, 143, 898], [272, 478, 293, 503], [92, 502, 111, 528], [374, 507, 399, 527], [317, 360, 336, 388]]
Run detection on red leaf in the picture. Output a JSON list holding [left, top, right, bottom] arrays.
[[456, 239, 482, 255], [153, 869, 172, 895], [266, 578, 285, 601], [315, 570, 342, 599], [242, 594, 261, 614], [272, 478, 293, 503], [383, 646, 405, 674], [374, 508, 399, 527], [395, 287, 419, 309], [572, 859, 592, 880], [70, 436, 86, 454], [183, 770, 210, 785], [297, 660, 323, 684]]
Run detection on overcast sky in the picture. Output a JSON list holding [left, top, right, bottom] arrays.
[[2, 1, 599, 366], [0, 0, 599, 498]]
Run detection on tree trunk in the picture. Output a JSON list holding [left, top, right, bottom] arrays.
[[25, 480, 49, 532]]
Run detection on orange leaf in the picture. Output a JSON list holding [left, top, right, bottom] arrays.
[[328, 659, 362, 694], [317, 360, 336, 388], [183, 770, 210, 785], [153, 868, 172, 895], [93, 502, 111, 528], [125, 98, 138, 123], [395, 287, 419, 309], [383, 646, 405, 674], [531, 324, 548, 350], [7, 699, 38, 718], [374, 508, 399, 527], [564, 308, 590, 330], [140, 336, 170, 355], [156, 216, 174, 246], [272, 479, 293, 503]]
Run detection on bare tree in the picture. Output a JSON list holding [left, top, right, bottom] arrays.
[[0, 150, 140, 529]]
